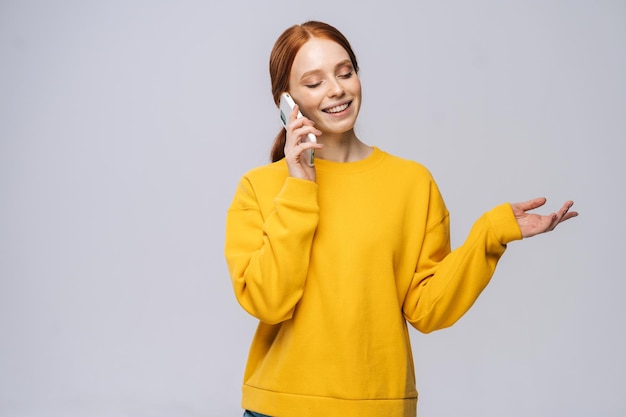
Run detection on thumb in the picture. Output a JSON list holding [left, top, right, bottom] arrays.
[[514, 197, 547, 213]]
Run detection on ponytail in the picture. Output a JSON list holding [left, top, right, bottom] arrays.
[[270, 129, 286, 162]]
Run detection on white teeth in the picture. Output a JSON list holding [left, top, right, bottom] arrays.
[[325, 103, 349, 113]]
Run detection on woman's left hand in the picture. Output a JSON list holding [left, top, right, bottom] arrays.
[[511, 198, 578, 238]]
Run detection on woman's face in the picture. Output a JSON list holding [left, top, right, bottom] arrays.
[[288, 37, 361, 138]]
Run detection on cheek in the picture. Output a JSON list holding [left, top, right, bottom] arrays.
[[292, 91, 321, 114], [351, 78, 362, 97]]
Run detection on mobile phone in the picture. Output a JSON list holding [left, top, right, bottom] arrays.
[[279, 92, 316, 166]]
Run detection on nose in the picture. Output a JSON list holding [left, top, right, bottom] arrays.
[[327, 78, 345, 98]]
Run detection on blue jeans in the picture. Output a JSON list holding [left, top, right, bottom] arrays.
[[244, 411, 272, 417]]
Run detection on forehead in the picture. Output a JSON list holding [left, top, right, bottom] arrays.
[[291, 38, 351, 75]]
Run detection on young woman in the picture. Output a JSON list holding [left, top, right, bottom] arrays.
[[225, 21, 577, 417]]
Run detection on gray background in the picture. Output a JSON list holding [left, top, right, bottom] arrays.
[[1, 1, 624, 416]]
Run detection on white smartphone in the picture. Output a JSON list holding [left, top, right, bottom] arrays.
[[279, 92, 316, 166]]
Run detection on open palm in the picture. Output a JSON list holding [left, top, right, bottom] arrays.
[[511, 198, 578, 238]]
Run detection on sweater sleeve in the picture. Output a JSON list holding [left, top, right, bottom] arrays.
[[403, 200, 523, 334], [225, 175, 319, 324]]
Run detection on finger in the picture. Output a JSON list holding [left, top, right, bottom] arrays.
[[289, 104, 315, 125], [294, 139, 323, 155], [290, 104, 300, 122], [557, 208, 579, 225], [559, 200, 573, 210], [299, 141, 324, 151], [292, 126, 322, 144], [548, 213, 560, 231], [285, 137, 323, 161], [512, 197, 546, 213], [555, 201, 577, 221], [550, 203, 577, 230], [525, 197, 548, 211], [286, 117, 316, 138], [285, 124, 317, 152], [560, 211, 579, 223]]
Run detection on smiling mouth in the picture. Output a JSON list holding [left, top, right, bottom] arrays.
[[323, 101, 352, 114]]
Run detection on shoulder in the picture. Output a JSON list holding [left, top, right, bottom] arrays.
[[232, 159, 290, 205], [376, 148, 445, 207], [377, 148, 435, 181], [240, 159, 289, 183]]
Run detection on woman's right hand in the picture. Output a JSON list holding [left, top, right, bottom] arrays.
[[284, 105, 323, 181]]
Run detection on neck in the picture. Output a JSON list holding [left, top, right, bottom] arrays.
[[315, 130, 372, 162]]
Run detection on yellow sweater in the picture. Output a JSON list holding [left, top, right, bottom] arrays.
[[225, 147, 522, 417]]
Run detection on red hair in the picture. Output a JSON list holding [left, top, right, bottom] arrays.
[[268, 21, 359, 162]]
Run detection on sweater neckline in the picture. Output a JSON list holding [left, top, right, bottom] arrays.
[[313, 147, 386, 174]]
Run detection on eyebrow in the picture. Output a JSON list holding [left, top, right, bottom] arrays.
[[299, 59, 353, 80]]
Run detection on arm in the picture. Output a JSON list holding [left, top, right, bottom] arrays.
[[225, 175, 319, 324], [403, 203, 522, 333], [403, 196, 578, 334]]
